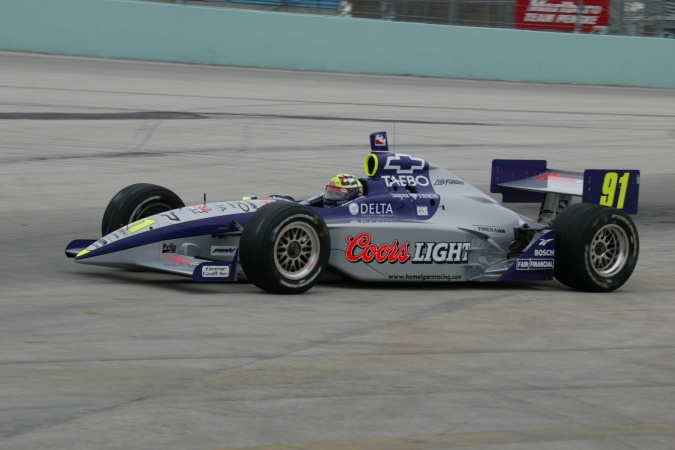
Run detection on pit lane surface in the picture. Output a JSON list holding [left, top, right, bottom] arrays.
[[1, 51, 675, 450]]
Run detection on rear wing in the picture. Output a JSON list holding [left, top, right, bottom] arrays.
[[490, 160, 640, 221]]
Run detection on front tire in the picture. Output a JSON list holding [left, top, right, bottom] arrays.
[[101, 183, 184, 235], [552, 203, 639, 292], [239, 202, 330, 294]]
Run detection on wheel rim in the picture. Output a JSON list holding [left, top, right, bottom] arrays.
[[274, 222, 321, 281], [589, 224, 630, 277]]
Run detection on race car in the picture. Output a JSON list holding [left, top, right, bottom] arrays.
[[65, 131, 640, 294]]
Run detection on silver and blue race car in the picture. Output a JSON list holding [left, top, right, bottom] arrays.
[[66, 132, 640, 294]]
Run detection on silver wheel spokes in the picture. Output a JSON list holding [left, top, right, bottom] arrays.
[[274, 222, 320, 280], [590, 224, 629, 277]]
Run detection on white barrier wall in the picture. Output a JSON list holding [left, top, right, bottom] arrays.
[[1, 0, 673, 88]]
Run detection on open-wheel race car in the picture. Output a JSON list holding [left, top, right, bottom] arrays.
[[66, 132, 640, 294]]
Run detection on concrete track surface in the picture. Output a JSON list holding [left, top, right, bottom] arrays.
[[1, 51, 675, 450]]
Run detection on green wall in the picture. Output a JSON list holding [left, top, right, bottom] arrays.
[[1, 0, 673, 88]]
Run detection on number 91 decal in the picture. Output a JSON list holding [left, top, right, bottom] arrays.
[[583, 170, 640, 214]]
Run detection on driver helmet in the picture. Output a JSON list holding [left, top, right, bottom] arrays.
[[324, 174, 363, 207]]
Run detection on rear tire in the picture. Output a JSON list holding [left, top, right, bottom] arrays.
[[239, 202, 330, 294], [552, 203, 639, 292], [101, 183, 184, 235]]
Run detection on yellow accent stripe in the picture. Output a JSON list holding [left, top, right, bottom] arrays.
[[76, 249, 90, 257], [127, 219, 156, 234], [364, 153, 378, 177], [212, 422, 675, 450]]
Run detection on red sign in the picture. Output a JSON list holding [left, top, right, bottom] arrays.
[[515, 0, 610, 33]]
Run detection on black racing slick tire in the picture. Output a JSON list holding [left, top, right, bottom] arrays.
[[552, 203, 639, 292], [239, 202, 330, 295], [101, 183, 185, 235]]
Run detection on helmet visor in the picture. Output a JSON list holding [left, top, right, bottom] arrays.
[[325, 185, 356, 202]]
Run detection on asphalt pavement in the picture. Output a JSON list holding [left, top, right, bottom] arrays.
[[1, 51, 675, 450]]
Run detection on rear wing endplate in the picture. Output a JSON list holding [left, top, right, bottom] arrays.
[[490, 159, 640, 215]]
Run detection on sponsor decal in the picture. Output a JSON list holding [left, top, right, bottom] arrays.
[[211, 246, 237, 256], [389, 274, 463, 281], [411, 242, 470, 264], [515, 0, 609, 33], [190, 205, 212, 214], [344, 234, 469, 265], [500, 230, 556, 280], [213, 201, 267, 213], [475, 226, 506, 234], [517, 259, 554, 270], [161, 212, 181, 222], [345, 233, 410, 263], [434, 179, 465, 186], [161, 242, 177, 254], [383, 175, 430, 187], [515, 235, 556, 271], [374, 134, 387, 148], [416, 193, 440, 200], [535, 173, 582, 183], [268, 195, 295, 203], [417, 206, 429, 216], [201, 265, 230, 278], [390, 193, 438, 200], [167, 256, 199, 265], [349, 203, 394, 216], [383, 155, 426, 174]]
